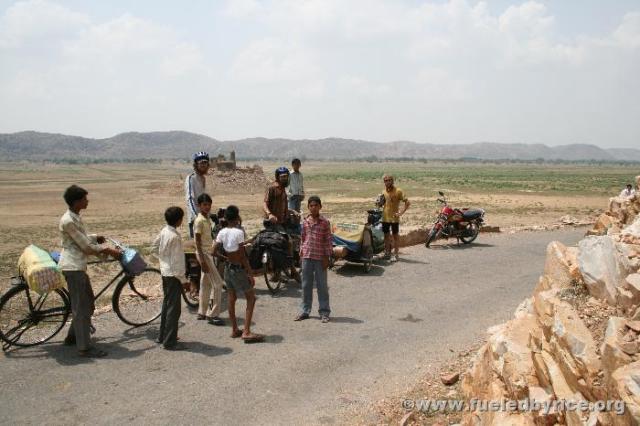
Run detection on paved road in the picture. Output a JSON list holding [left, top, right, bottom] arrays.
[[0, 228, 585, 425]]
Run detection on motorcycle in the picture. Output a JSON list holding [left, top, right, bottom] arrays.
[[425, 191, 485, 247], [330, 202, 385, 272]]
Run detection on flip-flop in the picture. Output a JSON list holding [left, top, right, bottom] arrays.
[[230, 329, 243, 338], [242, 333, 265, 343]]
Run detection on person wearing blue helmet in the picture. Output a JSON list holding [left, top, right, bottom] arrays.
[[184, 151, 210, 238], [263, 166, 290, 228]]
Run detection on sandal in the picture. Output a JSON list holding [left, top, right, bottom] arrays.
[[230, 329, 243, 338], [242, 333, 265, 343]]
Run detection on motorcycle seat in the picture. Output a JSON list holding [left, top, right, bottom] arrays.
[[462, 209, 484, 220]]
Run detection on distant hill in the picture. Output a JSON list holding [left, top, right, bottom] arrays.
[[1, 131, 639, 162]]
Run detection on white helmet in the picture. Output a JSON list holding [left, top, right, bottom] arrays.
[[375, 193, 386, 208]]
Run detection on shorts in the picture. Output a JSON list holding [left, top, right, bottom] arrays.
[[224, 263, 251, 293], [381, 222, 400, 235]]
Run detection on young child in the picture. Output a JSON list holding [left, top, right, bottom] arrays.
[[213, 205, 264, 342], [152, 206, 188, 350], [287, 158, 305, 212], [59, 185, 122, 357], [193, 193, 224, 326], [295, 196, 333, 323]]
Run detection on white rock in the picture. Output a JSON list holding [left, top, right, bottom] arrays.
[[578, 236, 631, 304]]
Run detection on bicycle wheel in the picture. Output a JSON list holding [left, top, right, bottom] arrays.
[[0, 283, 70, 348], [181, 285, 198, 308], [113, 268, 163, 326], [361, 228, 374, 273], [262, 251, 282, 295]]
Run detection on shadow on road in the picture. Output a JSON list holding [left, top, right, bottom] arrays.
[[428, 242, 495, 250], [327, 316, 364, 324], [173, 340, 233, 356], [333, 264, 384, 277], [395, 257, 429, 265]]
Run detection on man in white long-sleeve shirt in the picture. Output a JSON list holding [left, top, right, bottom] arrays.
[[185, 151, 210, 238], [151, 206, 187, 350], [59, 185, 122, 358]]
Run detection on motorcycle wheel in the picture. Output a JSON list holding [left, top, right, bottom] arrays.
[[460, 222, 480, 244], [425, 226, 439, 248]]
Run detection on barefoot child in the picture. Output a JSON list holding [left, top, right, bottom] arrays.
[[194, 194, 224, 326], [213, 205, 264, 343], [152, 206, 188, 350]]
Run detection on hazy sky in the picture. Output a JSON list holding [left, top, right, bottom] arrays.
[[0, 0, 638, 148]]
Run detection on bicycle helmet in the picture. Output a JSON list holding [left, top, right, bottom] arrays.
[[193, 151, 209, 162], [275, 166, 290, 179]]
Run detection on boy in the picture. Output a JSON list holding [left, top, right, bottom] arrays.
[[59, 185, 122, 357], [193, 193, 225, 326], [294, 196, 333, 323], [213, 205, 264, 342], [287, 158, 305, 212], [152, 206, 188, 350]]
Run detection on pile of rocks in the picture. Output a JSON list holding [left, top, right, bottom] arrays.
[[460, 176, 640, 425], [590, 175, 640, 236], [209, 165, 270, 195]]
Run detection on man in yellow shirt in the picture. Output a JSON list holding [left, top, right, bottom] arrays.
[[381, 175, 410, 261]]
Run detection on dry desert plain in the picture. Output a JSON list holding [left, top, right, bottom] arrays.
[[0, 160, 634, 290]]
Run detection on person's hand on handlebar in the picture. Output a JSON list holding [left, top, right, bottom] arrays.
[[268, 213, 278, 224], [103, 247, 123, 260]]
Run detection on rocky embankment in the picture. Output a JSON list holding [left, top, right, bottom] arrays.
[[461, 177, 640, 425]]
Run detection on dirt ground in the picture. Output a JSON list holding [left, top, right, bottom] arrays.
[[0, 161, 609, 287]]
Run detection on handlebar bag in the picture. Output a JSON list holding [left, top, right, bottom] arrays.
[[121, 247, 147, 276]]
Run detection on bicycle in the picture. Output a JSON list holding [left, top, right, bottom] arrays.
[[0, 254, 194, 350], [258, 218, 302, 295]]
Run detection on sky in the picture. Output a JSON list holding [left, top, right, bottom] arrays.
[[0, 0, 638, 148]]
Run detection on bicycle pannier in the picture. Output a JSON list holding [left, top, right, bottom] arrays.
[[17, 245, 66, 294]]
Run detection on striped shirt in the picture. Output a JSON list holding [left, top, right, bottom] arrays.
[[185, 172, 206, 224], [300, 215, 333, 260]]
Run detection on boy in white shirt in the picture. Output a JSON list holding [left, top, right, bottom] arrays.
[[152, 206, 188, 350], [213, 205, 264, 343]]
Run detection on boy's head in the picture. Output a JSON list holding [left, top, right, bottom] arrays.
[[292, 158, 301, 171], [63, 185, 89, 209], [164, 206, 184, 227], [627, 184, 633, 190], [197, 193, 212, 215], [307, 195, 322, 216], [224, 205, 240, 223]]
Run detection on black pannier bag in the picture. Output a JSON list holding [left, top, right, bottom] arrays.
[[250, 230, 289, 269]]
